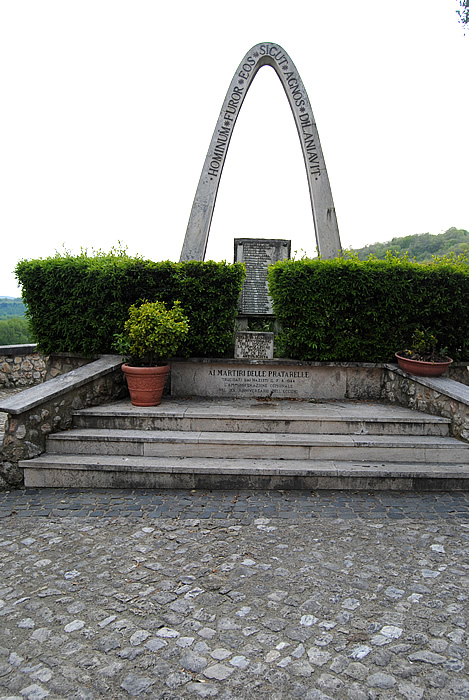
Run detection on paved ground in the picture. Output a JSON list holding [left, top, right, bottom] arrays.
[[1, 488, 469, 699]]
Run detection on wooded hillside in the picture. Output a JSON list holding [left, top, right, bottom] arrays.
[[0, 297, 26, 320], [0, 297, 30, 345], [352, 227, 469, 261]]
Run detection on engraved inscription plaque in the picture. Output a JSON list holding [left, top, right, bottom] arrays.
[[234, 331, 274, 360], [235, 238, 290, 316]]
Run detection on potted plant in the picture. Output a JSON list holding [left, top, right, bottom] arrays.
[[395, 328, 453, 377], [114, 300, 189, 406]]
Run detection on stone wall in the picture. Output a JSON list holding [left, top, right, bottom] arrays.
[[0, 345, 99, 389], [0, 355, 126, 489], [382, 365, 469, 443], [449, 363, 469, 387], [44, 353, 97, 381], [0, 345, 46, 388]]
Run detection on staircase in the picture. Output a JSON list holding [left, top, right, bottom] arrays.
[[20, 397, 469, 491]]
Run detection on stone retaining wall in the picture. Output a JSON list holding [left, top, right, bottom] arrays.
[[44, 353, 98, 380], [448, 363, 469, 387], [0, 355, 126, 489], [0, 345, 46, 388], [0, 345, 99, 389], [383, 365, 469, 443]]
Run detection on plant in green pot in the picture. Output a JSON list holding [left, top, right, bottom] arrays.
[[114, 300, 190, 406], [395, 328, 453, 377]]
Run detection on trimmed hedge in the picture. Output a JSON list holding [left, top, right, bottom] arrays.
[[15, 251, 245, 357], [268, 254, 469, 362]]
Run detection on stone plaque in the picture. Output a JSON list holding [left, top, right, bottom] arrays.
[[235, 331, 274, 359], [235, 238, 290, 316], [170, 361, 350, 399]]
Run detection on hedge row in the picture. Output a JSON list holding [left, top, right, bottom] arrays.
[[15, 251, 246, 357], [268, 254, 469, 362]]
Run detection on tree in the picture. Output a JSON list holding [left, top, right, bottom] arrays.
[[458, 0, 469, 28], [0, 317, 31, 345]]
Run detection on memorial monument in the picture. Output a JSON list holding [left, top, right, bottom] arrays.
[[180, 42, 342, 262]]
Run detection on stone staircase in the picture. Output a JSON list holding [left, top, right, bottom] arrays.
[[20, 397, 469, 491]]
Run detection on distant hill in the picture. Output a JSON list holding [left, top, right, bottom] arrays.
[[352, 227, 469, 262], [0, 297, 26, 321], [0, 298, 30, 344]]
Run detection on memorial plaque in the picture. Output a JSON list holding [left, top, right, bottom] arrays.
[[171, 361, 324, 399], [235, 331, 274, 360], [171, 360, 383, 400], [235, 238, 290, 316]]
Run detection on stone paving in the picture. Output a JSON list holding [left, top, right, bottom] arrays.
[[0, 489, 469, 698]]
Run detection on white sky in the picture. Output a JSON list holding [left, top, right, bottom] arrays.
[[1, 0, 468, 297]]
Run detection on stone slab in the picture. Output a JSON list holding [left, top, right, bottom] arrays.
[[235, 238, 290, 316], [234, 331, 274, 360], [170, 360, 349, 399], [0, 343, 38, 355], [72, 398, 451, 436], [21, 454, 469, 490], [0, 354, 123, 414]]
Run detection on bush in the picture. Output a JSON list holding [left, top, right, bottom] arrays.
[[15, 249, 245, 357], [115, 300, 190, 366], [268, 252, 469, 362]]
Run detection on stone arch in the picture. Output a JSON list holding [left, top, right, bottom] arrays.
[[180, 42, 341, 261]]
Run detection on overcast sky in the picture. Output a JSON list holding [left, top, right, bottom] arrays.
[[1, 0, 468, 297]]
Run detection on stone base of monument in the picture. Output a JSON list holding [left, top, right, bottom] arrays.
[[22, 395, 469, 491], [170, 358, 383, 400], [12, 357, 469, 492]]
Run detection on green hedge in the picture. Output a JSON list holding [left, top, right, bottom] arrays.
[[15, 251, 245, 357], [268, 254, 469, 362]]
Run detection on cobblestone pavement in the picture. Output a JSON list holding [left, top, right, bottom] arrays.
[[0, 489, 469, 698]]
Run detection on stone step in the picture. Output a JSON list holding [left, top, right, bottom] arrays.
[[72, 399, 451, 437], [46, 428, 469, 463], [20, 454, 469, 491]]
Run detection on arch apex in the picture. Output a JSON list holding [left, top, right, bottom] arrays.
[[180, 42, 341, 262]]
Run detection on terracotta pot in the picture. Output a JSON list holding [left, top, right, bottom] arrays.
[[395, 353, 453, 377], [122, 363, 170, 406]]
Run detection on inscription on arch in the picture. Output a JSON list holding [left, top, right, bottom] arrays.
[[180, 42, 341, 262]]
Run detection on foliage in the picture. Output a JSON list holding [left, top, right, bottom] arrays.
[[15, 249, 245, 357], [457, 0, 469, 27], [0, 317, 31, 345], [352, 227, 469, 262], [398, 328, 449, 363], [0, 298, 26, 321], [113, 300, 189, 366], [247, 318, 275, 332], [268, 252, 469, 362]]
